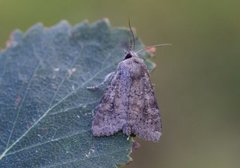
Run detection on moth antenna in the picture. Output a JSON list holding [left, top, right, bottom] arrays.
[[128, 19, 135, 51], [135, 43, 171, 54]]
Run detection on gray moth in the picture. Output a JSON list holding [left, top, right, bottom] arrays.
[[91, 50, 162, 142]]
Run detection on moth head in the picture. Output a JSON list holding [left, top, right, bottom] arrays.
[[124, 51, 138, 60]]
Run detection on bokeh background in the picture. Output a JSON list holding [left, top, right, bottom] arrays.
[[0, 0, 239, 168]]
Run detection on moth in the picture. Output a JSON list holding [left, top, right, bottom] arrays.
[[92, 23, 165, 142]]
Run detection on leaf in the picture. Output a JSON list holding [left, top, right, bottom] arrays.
[[0, 19, 154, 168]]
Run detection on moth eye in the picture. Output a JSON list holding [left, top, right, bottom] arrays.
[[124, 53, 132, 59]]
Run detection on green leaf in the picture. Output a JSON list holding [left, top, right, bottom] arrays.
[[0, 19, 154, 168]]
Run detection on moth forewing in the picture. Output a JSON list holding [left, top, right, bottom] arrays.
[[92, 51, 162, 142]]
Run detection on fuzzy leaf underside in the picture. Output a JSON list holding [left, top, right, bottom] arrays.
[[0, 19, 154, 168]]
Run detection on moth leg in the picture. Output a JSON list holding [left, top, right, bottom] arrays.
[[87, 71, 115, 90]]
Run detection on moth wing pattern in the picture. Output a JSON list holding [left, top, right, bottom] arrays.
[[92, 53, 162, 142], [92, 69, 130, 136], [131, 66, 162, 142]]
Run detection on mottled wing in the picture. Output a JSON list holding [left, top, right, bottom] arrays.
[[131, 69, 162, 142], [92, 68, 130, 136]]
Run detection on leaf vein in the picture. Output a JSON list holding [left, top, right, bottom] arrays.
[[5, 62, 41, 148], [4, 129, 91, 157], [43, 148, 129, 168]]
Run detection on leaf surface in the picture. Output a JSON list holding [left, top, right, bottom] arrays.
[[0, 19, 154, 168]]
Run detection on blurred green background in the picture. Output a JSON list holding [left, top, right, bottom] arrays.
[[0, 0, 239, 168]]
